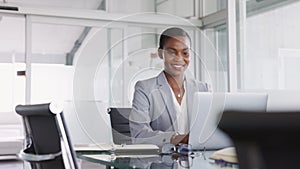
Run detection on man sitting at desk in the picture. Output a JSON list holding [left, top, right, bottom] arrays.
[[129, 27, 209, 147]]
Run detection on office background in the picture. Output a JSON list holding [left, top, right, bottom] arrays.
[[0, 0, 300, 159]]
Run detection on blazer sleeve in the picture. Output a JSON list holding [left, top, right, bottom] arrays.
[[129, 81, 174, 147], [197, 81, 210, 92]]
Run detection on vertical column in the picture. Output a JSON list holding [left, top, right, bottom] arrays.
[[122, 27, 128, 107], [237, 0, 247, 90], [227, 0, 238, 92], [196, 0, 204, 81], [108, 28, 112, 106], [25, 15, 32, 104]]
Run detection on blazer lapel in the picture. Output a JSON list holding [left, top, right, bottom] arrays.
[[157, 72, 178, 132]]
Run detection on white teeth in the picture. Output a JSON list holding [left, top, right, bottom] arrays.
[[173, 65, 183, 68]]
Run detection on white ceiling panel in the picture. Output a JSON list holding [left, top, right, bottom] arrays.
[[3, 0, 103, 10]]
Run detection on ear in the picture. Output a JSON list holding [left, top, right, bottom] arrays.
[[158, 48, 163, 59]]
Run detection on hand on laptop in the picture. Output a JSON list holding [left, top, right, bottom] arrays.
[[170, 133, 189, 145]]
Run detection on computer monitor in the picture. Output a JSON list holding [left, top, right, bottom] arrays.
[[189, 92, 268, 150]]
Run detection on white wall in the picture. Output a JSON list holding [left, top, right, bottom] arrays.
[[31, 64, 73, 103], [0, 63, 24, 142]]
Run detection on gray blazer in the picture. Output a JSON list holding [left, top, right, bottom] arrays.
[[129, 71, 209, 147]]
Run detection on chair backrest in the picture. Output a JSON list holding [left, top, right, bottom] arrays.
[[15, 103, 78, 169], [107, 108, 132, 145]]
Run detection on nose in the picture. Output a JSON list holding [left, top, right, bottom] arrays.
[[174, 52, 184, 61]]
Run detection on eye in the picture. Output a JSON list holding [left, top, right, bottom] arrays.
[[166, 51, 176, 56], [183, 52, 190, 57]]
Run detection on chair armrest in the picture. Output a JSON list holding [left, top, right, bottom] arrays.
[[18, 148, 62, 162]]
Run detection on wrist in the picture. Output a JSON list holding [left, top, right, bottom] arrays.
[[171, 132, 179, 143]]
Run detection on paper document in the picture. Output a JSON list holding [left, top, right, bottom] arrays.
[[209, 147, 237, 164]]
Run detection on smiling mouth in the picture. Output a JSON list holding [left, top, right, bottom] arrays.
[[172, 64, 184, 70]]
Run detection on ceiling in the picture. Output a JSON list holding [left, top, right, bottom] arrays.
[[0, 0, 299, 64], [0, 14, 89, 64], [0, 0, 105, 64], [2, 0, 103, 10]]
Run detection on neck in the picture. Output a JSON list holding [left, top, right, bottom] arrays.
[[164, 71, 184, 89], [164, 71, 185, 102]]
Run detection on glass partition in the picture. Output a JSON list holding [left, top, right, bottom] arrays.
[[0, 5, 213, 148], [0, 15, 25, 163], [30, 23, 83, 103], [203, 0, 227, 16], [0, 15, 25, 132]]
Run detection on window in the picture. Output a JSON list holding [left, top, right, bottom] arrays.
[[237, 0, 300, 90], [200, 25, 228, 92], [200, 0, 229, 92], [203, 0, 227, 16]]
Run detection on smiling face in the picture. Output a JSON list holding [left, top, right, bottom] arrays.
[[158, 35, 191, 79]]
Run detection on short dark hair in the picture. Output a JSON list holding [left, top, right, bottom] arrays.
[[159, 27, 191, 49]]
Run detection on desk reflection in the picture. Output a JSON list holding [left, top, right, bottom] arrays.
[[129, 153, 211, 169], [135, 155, 191, 169], [77, 151, 236, 169]]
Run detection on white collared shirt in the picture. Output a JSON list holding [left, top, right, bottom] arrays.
[[169, 82, 189, 134]]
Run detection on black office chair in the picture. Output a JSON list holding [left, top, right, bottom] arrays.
[[15, 103, 79, 169], [219, 110, 300, 169], [107, 108, 132, 145]]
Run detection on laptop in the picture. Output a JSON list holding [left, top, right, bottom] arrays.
[[189, 92, 268, 150]]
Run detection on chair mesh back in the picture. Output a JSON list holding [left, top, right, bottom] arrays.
[[108, 108, 132, 144]]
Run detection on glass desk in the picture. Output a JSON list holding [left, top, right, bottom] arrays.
[[77, 150, 238, 169]]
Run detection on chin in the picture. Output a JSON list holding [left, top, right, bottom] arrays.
[[169, 72, 185, 78], [165, 68, 185, 77]]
